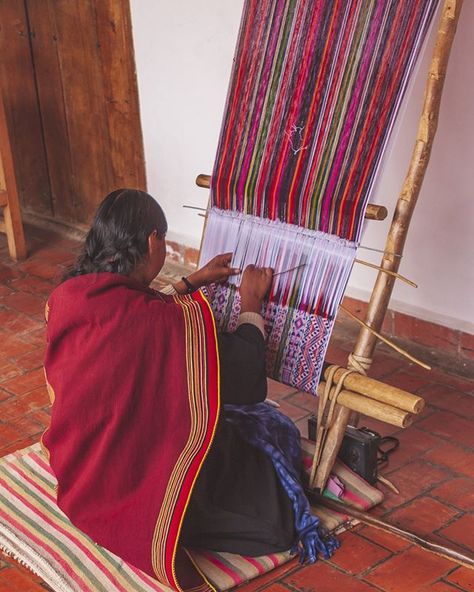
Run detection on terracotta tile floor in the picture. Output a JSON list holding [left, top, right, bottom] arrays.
[[0, 224, 473, 592]]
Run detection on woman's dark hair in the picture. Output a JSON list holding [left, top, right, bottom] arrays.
[[63, 189, 167, 281]]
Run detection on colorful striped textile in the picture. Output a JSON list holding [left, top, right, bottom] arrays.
[[200, 0, 438, 392], [0, 442, 383, 592]]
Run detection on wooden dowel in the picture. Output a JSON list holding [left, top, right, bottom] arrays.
[[354, 259, 417, 288], [323, 366, 425, 414], [308, 492, 474, 571], [339, 305, 431, 370], [195, 174, 387, 221], [196, 174, 211, 188], [317, 383, 413, 428]]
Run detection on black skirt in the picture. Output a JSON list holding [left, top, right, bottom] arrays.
[[180, 323, 295, 555]]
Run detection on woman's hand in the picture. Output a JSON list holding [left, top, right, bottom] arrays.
[[189, 253, 240, 287], [173, 253, 240, 294], [240, 265, 273, 314]]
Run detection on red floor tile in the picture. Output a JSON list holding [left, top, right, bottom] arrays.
[[417, 411, 474, 448], [0, 565, 46, 592], [17, 259, 62, 282], [13, 348, 45, 372], [356, 526, 411, 553], [385, 426, 444, 471], [437, 514, 474, 552], [267, 378, 299, 399], [9, 276, 55, 297], [1, 292, 45, 316], [380, 459, 452, 510], [0, 368, 46, 396], [0, 313, 43, 336], [0, 362, 22, 383], [431, 477, 474, 512], [365, 354, 405, 380], [0, 333, 37, 358], [18, 328, 46, 349], [446, 567, 474, 591], [0, 284, 13, 298], [0, 386, 49, 420], [420, 383, 474, 419], [283, 560, 379, 592], [364, 546, 455, 592], [328, 531, 391, 575], [420, 580, 468, 591], [275, 400, 309, 422], [286, 390, 317, 413], [387, 497, 459, 537], [385, 371, 430, 393], [424, 443, 474, 479]]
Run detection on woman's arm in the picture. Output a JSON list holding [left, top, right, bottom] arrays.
[[219, 265, 273, 405], [172, 254, 240, 294]]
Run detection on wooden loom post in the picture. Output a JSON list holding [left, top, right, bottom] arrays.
[[0, 92, 27, 260], [313, 0, 464, 491]]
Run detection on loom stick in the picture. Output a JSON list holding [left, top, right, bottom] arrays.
[[316, 383, 413, 428], [339, 305, 431, 370], [195, 175, 388, 221], [323, 365, 425, 414], [315, 0, 464, 492], [307, 492, 474, 571], [354, 259, 417, 288]]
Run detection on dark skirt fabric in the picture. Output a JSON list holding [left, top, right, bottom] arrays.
[[180, 323, 296, 555]]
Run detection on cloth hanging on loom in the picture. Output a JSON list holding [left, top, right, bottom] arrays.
[[200, 0, 438, 394]]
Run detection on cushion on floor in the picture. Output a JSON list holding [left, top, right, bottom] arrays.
[[0, 441, 383, 591]]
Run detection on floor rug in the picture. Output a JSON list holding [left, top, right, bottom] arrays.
[[0, 441, 383, 591]]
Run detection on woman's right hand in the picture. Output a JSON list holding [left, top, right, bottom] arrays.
[[240, 265, 273, 314]]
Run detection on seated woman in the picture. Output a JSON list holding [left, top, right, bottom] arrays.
[[42, 189, 337, 591]]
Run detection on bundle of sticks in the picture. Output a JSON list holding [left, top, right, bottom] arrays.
[[319, 364, 425, 429]]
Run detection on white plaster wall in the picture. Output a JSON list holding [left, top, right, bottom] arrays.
[[130, 1, 473, 333]]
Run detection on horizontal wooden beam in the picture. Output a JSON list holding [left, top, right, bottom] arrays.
[[195, 174, 388, 221]]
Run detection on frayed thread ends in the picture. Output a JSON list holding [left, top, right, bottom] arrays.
[[293, 524, 340, 564]]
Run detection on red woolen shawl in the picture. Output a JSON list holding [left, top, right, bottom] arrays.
[[42, 273, 219, 591]]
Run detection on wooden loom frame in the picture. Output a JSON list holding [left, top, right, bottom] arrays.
[[314, 0, 463, 489], [196, 0, 463, 484]]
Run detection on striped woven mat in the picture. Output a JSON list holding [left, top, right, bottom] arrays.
[[0, 441, 382, 591]]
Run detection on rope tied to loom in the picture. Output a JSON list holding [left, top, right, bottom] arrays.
[[347, 352, 372, 375], [309, 365, 357, 489]]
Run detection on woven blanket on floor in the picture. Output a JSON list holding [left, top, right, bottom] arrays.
[[0, 442, 382, 591]]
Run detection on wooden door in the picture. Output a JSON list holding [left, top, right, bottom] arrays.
[[0, 0, 146, 226]]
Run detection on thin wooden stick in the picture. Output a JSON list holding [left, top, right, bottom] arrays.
[[307, 491, 474, 571], [339, 305, 431, 370], [354, 259, 417, 288]]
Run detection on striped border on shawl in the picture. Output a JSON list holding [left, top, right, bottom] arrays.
[[151, 291, 220, 591]]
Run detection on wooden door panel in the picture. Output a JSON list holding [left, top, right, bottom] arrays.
[[94, 0, 146, 191], [0, 0, 52, 215], [1, 0, 145, 226], [26, 0, 76, 222]]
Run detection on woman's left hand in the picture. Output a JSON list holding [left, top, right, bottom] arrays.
[[188, 253, 240, 288]]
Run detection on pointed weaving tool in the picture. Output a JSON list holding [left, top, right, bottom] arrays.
[[273, 263, 307, 277]]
